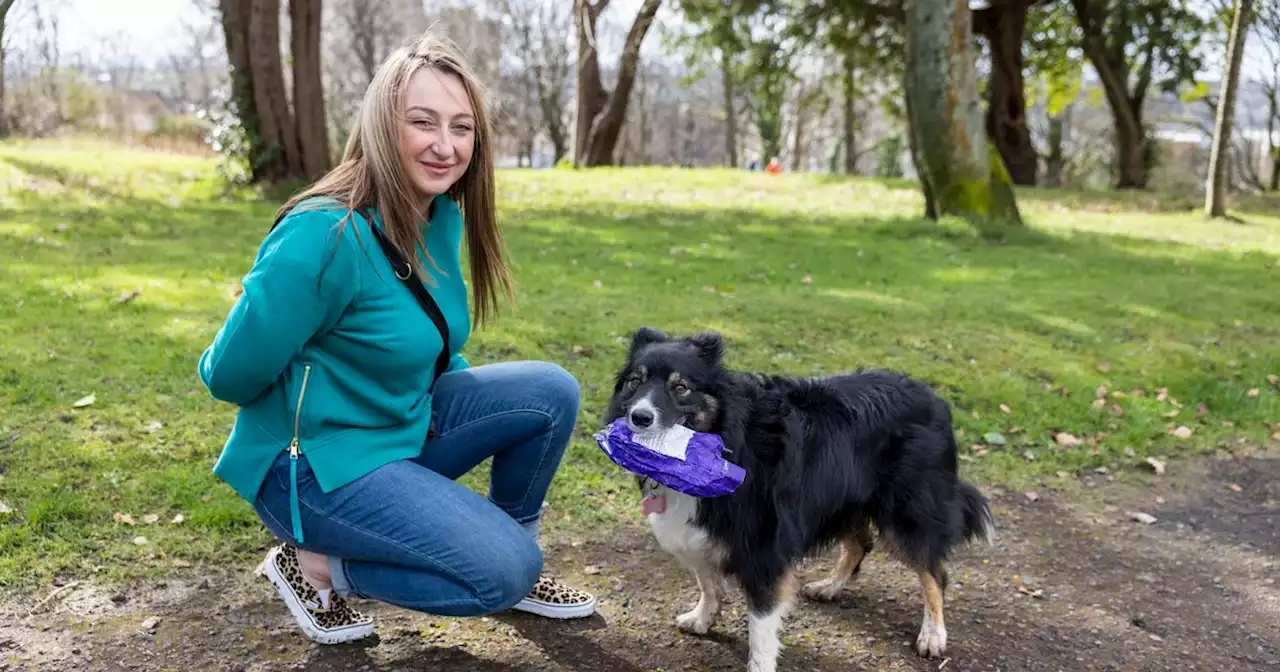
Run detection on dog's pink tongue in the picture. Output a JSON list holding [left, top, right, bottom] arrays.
[[642, 495, 667, 515]]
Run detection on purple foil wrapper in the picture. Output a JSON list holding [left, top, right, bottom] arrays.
[[593, 417, 746, 497]]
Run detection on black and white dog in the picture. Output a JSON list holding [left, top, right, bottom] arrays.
[[604, 327, 995, 671]]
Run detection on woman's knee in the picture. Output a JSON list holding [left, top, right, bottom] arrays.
[[527, 361, 581, 419], [474, 531, 543, 613]]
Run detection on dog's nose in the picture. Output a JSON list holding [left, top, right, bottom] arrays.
[[629, 407, 654, 428]]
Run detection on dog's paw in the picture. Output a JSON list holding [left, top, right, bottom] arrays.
[[915, 621, 947, 658], [800, 578, 845, 602], [676, 609, 714, 635]]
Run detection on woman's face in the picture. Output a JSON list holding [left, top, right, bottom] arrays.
[[398, 66, 476, 201]]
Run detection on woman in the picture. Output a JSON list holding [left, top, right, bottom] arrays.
[[197, 32, 596, 644]]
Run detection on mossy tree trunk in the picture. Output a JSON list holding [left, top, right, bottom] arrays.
[[905, 0, 1023, 230]]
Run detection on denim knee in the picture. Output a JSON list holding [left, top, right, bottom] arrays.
[[531, 361, 581, 420], [474, 529, 544, 613]]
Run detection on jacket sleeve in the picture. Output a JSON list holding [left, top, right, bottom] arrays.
[[446, 352, 470, 372], [198, 209, 360, 405]]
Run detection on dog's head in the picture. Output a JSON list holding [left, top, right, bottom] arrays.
[[604, 327, 725, 435]]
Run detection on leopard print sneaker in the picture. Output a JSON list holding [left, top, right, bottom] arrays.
[[511, 574, 597, 619], [257, 544, 374, 644]]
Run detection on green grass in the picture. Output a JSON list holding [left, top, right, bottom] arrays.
[[1, 137, 1278, 589]]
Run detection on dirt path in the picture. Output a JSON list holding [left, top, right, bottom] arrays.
[[3, 451, 1277, 672]]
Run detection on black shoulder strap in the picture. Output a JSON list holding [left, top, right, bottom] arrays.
[[362, 208, 452, 386]]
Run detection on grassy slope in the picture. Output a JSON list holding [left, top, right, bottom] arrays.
[[1, 138, 1277, 588]]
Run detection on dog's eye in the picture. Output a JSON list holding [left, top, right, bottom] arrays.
[[624, 376, 640, 391], [672, 383, 690, 396]]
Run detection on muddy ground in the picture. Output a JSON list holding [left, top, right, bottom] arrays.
[[2, 451, 1277, 672]]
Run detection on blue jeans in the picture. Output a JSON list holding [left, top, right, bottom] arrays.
[[252, 360, 580, 616]]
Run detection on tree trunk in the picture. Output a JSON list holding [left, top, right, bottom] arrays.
[[1205, 0, 1254, 217], [219, 0, 266, 180], [906, 0, 1022, 230], [842, 48, 857, 174], [1111, 104, 1146, 189], [1044, 110, 1067, 187], [291, 0, 330, 180], [975, 1, 1037, 185], [249, 0, 302, 181], [1269, 89, 1279, 190], [1070, 0, 1148, 189], [573, 0, 606, 167], [0, 0, 14, 138], [721, 48, 738, 168], [576, 0, 662, 167], [790, 86, 808, 172]]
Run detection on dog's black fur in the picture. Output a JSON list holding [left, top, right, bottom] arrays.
[[604, 326, 994, 622]]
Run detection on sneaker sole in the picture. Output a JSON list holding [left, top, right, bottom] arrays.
[[511, 596, 597, 620], [258, 552, 374, 645]]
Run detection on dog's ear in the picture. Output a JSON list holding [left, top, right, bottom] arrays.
[[629, 326, 668, 354], [687, 331, 724, 365]]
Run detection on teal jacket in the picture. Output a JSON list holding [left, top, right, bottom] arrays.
[[198, 195, 471, 543]]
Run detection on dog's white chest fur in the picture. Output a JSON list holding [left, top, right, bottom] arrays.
[[644, 485, 711, 561]]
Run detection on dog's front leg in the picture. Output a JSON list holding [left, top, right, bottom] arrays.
[[676, 559, 722, 635], [744, 573, 795, 672]]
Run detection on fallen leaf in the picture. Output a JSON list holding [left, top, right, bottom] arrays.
[[133, 536, 149, 545], [0, 501, 11, 515], [1056, 471, 1071, 479], [1011, 575, 1045, 598], [591, 280, 602, 288], [1023, 450, 1036, 461], [983, 432, 1007, 446], [1161, 410, 1179, 418], [173, 559, 192, 568], [1097, 361, 1112, 373], [1155, 496, 1166, 504], [140, 616, 161, 631], [1229, 483, 1242, 493], [1092, 398, 1106, 409], [999, 404, 1011, 414], [1268, 374, 1278, 385], [1145, 457, 1166, 475], [142, 514, 159, 525], [1246, 388, 1260, 398], [1095, 385, 1108, 398], [145, 420, 164, 432], [116, 289, 141, 304], [800, 274, 812, 284], [1129, 511, 1157, 524], [1172, 426, 1193, 439], [170, 514, 184, 524], [1196, 403, 1208, 417], [1156, 388, 1169, 402], [1054, 432, 1081, 447], [72, 394, 96, 408], [583, 565, 601, 575], [1023, 491, 1040, 502], [114, 512, 137, 525]]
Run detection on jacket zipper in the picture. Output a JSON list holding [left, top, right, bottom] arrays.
[[290, 363, 312, 458], [288, 363, 311, 544]]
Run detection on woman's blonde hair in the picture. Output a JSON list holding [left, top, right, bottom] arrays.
[[276, 30, 513, 326]]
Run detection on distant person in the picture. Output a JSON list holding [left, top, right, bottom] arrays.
[[765, 156, 781, 174], [196, 31, 595, 645]]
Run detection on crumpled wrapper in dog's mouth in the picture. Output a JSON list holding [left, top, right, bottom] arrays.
[[593, 417, 745, 498]]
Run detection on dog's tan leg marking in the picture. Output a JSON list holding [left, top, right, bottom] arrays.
[[801, 529, 872, 602], [676, 561, 722, 635], [915, 568, 947, 658], [747, 572, 796, 672]]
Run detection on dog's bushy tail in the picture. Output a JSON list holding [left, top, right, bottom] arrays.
[[958, 481, 996, 544]]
